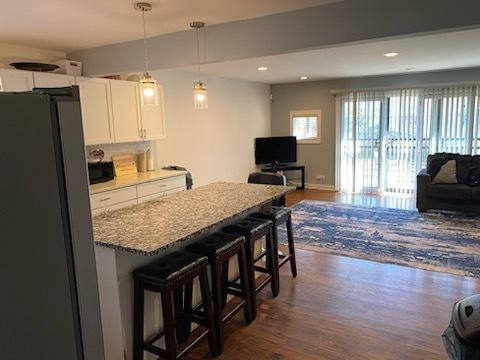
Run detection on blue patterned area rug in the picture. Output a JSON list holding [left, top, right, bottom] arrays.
[[279, 200, 480, 277]]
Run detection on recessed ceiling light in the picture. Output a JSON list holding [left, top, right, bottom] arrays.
[[257, 66, 268, 71], [384, 52, 399, 57], [300, 76, 308, 80]]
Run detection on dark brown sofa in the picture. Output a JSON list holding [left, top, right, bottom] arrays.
[[416, 153, 480, 213]]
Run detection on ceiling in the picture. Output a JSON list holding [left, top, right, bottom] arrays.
[[181, 28, 480, 84], [0, 0, 337, 52]]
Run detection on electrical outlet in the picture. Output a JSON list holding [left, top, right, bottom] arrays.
[[316, 175, 326, 183]]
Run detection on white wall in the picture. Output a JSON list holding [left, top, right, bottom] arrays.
[[0, 43, 65, 68], [149, 69, 271, 186]]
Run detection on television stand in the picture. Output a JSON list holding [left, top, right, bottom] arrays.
[[261, 164, 305, 189], [264, 163, 289, 168]]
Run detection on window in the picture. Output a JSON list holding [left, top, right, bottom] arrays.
[[338, 86, 480, 195], [290, 110, 321, 144]]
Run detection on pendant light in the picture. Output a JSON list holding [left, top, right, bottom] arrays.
[[190, 21, 208, 109], [134, 2, 158, 106]]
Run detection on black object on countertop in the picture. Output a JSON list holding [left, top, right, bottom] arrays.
[[88, 161, 114, 184], [163, 165, 193, 189]]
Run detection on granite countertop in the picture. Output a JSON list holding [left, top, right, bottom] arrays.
[[92, 182, 295, 255], [90, 169, 188, 194]]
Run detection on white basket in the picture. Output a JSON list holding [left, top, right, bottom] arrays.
[[55, 59, 82, 76]]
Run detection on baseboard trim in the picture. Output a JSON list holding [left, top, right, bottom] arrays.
[[290, 182, 336, 191]]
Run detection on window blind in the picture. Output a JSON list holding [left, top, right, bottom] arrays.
[[292, 115, 318, 140], [338, 85, 480, 194]]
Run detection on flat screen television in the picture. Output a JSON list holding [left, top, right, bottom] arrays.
[[255, 136, 297, 165]]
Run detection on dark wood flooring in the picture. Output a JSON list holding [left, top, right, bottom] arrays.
[[188, 190, 479, 359]]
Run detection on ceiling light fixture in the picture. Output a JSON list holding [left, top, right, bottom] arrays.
[[257, 66, 268, 71], [300, 76, 308, 80], [191, 21, 208, 109], [134, 2, 158, 106], [384, 52, 399, 57]]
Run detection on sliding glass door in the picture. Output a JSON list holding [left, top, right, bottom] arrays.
[[383, 90, 419, 195], [340, 92, 382, 193], [338, 85, 480, 195]]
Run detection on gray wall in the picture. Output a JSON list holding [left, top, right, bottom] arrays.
[[68, 0, 480, 75], [271, 67, 480, 187]]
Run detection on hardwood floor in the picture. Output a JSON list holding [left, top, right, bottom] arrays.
[[286, 188, 416, 210], [188, 190, 479, 360]]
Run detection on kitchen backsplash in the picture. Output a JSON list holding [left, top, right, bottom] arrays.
[[86, 142, 152, 163]]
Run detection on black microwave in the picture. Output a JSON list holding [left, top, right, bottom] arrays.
[[88, 161, 114, 184]]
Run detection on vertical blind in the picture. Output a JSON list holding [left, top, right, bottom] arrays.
[[338, 85, 480, 195]]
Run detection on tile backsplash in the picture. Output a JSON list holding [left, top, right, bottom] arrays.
[[86, 141, 151, 163]]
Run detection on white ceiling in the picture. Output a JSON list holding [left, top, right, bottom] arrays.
[[0, 0, 337, 52], [182, 28, 480, 84]]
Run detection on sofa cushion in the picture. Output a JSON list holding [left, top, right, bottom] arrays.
[[472, 187, 480, 201], [430, 184, 472, 200], [427, 153, 471, 184], [469, 155, 480, 186], [456, 155, 473, 184]]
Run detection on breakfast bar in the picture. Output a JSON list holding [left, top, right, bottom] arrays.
[[92, 182, 295, 360]]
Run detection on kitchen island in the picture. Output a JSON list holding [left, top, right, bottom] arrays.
[[92, 182, 295, 360]]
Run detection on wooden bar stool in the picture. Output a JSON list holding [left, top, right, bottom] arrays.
[[133, 251, 217, 360], [185, 232, 252, 354], [223, 217, 278, 319], [251, 206, 297, 277]]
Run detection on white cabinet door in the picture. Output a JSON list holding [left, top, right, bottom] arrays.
[[141, 85, 166, 140], [110, 80, 142, 143], [0, 69, 34, 91], [33, 72, 75, 87], [77, 77, 114, 145]]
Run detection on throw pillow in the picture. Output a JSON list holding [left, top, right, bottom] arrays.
[[432, 159, 458, 184]]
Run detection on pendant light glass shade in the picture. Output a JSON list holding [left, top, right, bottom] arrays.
[[140, 73, 158, 106], [193, 81, 208, 109]]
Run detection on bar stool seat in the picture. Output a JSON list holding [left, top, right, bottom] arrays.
[[223, 217, 278, 319], [251, 206, 297, 277], [253, 206, 291, 222], [225, 217, 272, 237], [133, 251, 207, 286], [133, 251, 217, 360], [186, 232, 252, 354], [185, 232, 245, 257]]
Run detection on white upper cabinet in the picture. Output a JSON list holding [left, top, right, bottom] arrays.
[[0, 68, 166, 145], [110, 80, 143, 143], [0, 69, 34, 91], [77, 77, 114, 145], [141, 85, 166, 140], [33, 72, 75, 88]]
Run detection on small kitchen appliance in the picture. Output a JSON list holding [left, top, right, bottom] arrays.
[[87, 161, 114, 184]]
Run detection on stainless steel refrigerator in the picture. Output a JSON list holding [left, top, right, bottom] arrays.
[[0, 87, 104, 360]]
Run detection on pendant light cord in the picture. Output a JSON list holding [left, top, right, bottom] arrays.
[[142, 9, 149, 75], [203, 27, 207, 67], [196, 27, 200, 80]]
